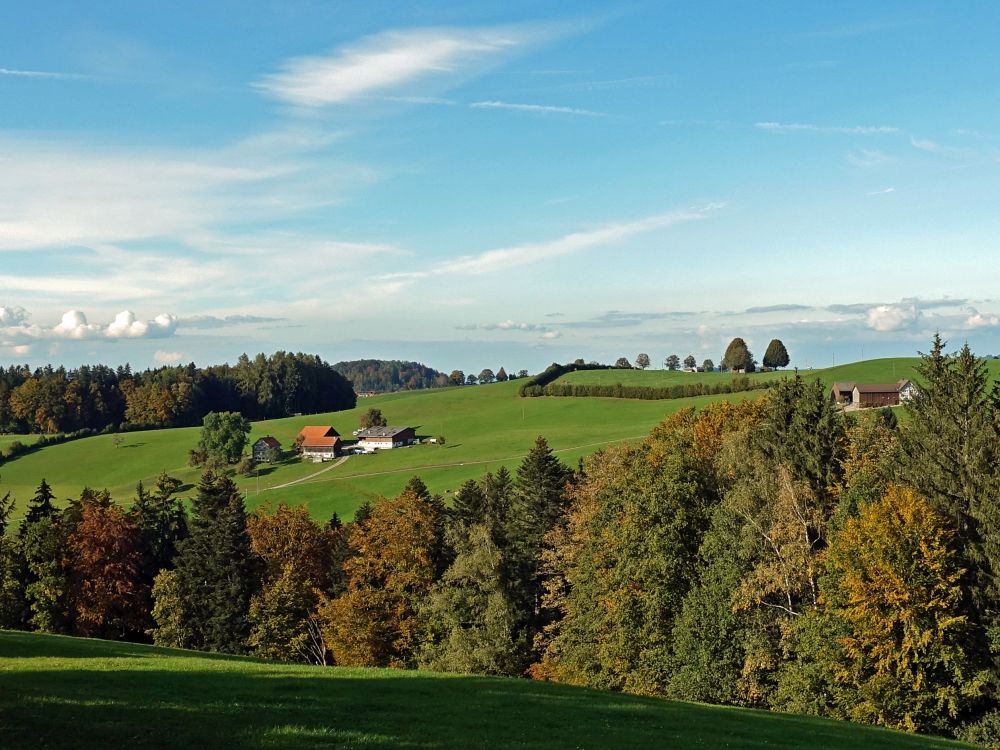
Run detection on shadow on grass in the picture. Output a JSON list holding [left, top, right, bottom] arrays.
[[0, 641, 968, 750]]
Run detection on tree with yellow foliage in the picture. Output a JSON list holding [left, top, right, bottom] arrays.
[[824, 485, 988, 733]]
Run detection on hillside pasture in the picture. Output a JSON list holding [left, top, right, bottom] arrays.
[[0, 631, 972, 750]]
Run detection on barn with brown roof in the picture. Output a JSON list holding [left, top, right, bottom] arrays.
[[297, 426, 341, 461]]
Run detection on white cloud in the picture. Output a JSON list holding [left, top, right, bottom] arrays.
[[256, 25, 557, 107], [0, 67, 92, 80], [107, 310, 178, 339], [53, 310, 103, 339], [434, 204, 721, 276], [866, 303, 921, 332], [470, 100, 606, 117], [154, 350, 186, 364], [2, 307, 178, 343], [0, 305, 29, 326], [866, 187, 895, 196], [909, 135, 975, 158], [756, 122, 899, 135], [11, 344, 30, 355], [541, 330, 562, 339], [966, 312, 1000, 329], [847, 148, 894, 168]]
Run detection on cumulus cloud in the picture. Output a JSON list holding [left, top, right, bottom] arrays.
[[154, 350, 186, 364], [541, 330, 562, 339], [966, 312, 1000, 329], [0, 305, 29, 326], [106, 311, 178, 338], [1, 307, 178, 343], [866, 303, 921, 332], [53, 310, 103, 339]]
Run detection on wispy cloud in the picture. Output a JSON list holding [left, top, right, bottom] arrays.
[[745, 304, 812, 314], [456, 320, 551, 332], [470, 100, 606, 117], [866, 187, 895, 196], [756, 122, 899, 135], [847, 148, 894, 168], [255, 24, 561, 107], [179, 314, 287, 329], [0, 67, 93, 80], [154, 350, 187, 364], [909, 135, 976, 158], [434, 205, 721, 277]]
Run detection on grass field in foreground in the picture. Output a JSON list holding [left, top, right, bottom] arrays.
[[0, 380, 756, 522], [0, 631, 972, 750]]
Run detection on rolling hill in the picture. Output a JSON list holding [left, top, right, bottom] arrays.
[[0, 358, 987, 522], [0, 630, 973, 750]]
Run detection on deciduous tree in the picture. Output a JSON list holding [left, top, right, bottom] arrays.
[[763, 339, 790, 369], [635, 353, 651, 370], [197, 411, 250, 465]]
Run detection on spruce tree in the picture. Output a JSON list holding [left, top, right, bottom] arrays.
[[19, 479, 56, 537], [131, 476, 189, 587], [172, 470, 261, 654], [452, 479, 487, 528], [506, 436, 572, 651], [900, 336, 1000, 644]]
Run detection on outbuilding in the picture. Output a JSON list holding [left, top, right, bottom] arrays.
[[298, 426, 341, 462], [355, 426, 417, 452]]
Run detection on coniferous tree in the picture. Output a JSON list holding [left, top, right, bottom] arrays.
[[496, 367, 508, 382], [452, 479, 487, 528], [170, 470, 262, 654], [19, 479, 56, 537], [900, 336, 1000, 642], [506, 436, 572, 655], [763, 339, 790, 369], [131, 475, 188, 587], [0, 492, 25, 628]]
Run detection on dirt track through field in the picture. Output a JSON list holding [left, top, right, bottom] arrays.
[[266, 455, 349, 490], [260, 435, 648, 493]]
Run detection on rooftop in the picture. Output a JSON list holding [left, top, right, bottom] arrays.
[[356, 426, 413, 438]]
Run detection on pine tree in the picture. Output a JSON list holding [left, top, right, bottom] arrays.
[[900, 336, 1000, 636], [452, 479, 487, 527], [171, 470, 262, 654], [131, 476, 188, 587], [506, 436, 572, 654], [19, 479, 56, 537], [763, 339, 790, 369]]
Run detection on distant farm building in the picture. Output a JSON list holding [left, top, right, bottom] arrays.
[[356, 426, 417, 452], [831, 380, 915, 410], [252, 436, 282, 463], [298, 425, 341, 461]]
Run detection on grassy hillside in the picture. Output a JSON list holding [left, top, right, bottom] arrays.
[[0, 380, 755, 521], [0, 631, 972, 750], [555, 357, 1000, 389]]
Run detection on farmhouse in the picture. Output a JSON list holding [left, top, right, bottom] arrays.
[[252, 436, 281, 463], [356, 426, 417, 452], [831, 379, 915, 410], [830, 381, 856, 405], [297, 425, 341, 462]]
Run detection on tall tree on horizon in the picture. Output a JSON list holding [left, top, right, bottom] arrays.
[[763, 339, 790, 369]]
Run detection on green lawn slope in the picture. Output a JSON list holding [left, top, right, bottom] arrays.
[[0, 631, 973, 750], [0, 381, 755, 521]]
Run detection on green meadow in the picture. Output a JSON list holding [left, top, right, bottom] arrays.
[[0, 630, 972, 750], [0, 380, 753, 521], [3, 357, 993, 522]]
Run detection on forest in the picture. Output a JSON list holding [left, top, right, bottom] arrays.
[[331, 359, 450, 392], [1, 335, 998, 745], [0, 351, 356, 436]]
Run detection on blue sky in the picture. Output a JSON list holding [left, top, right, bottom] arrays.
[[2, 1, 1000, 373]]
